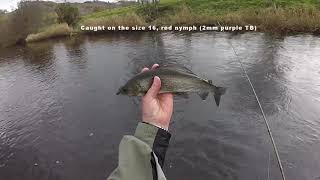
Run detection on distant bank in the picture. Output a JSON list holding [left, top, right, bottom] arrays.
[[79, 0, 320, 35], [1, 0, 320, 46]]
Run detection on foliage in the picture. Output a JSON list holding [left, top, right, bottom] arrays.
[[0, 9, 7, 15], [42, 12, 58, 26], [55, 3, 80, 27], [12, 1, 44, 35], [0, 0, 44, 47], [2, 0, 320, 47], [82, 12, 145, 33], [137, 4, 160, 22], [83, 6, 138, 20], [82, 0, 320, 34]]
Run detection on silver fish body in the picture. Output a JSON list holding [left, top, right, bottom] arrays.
[[117, 66, 226, 106]]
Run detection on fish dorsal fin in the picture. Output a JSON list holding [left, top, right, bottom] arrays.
[[161, 65, 195, 74], [203, 79, 213, 84]]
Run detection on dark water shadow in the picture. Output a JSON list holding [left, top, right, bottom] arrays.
[[63, 36, 88, 70]]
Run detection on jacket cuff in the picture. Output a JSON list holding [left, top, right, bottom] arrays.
[[134, 122, 171, 167]]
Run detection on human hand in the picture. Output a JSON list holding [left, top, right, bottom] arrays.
[[141, 64, 173, 131]]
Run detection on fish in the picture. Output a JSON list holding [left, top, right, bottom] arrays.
[[117, 65, 227, 106]]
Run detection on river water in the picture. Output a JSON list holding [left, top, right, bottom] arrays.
[[0, 32, 319, 180]]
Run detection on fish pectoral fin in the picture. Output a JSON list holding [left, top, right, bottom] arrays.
[[198, 91, 209, 100], [175, 92, 189, 99]]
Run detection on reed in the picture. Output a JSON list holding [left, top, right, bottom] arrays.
[[26, 23, 72, 43]]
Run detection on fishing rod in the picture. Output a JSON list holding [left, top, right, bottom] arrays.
[[229, 43, 286, 180]]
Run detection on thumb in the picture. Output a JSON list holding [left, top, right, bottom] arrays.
[[146, 76, 161, 98]]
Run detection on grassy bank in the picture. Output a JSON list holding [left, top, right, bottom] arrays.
[[80, 0, 320, 34], [1, 0, 319, 47], [0, 0, 135, 47], [81, 13, 146, 32], [26, 23, 72, 43]]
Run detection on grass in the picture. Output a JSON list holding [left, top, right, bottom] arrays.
[[184, 0, 270, 13], [82, 0, 319, 19], [80, 12, 146, 32], [0, 14, 8, 22], [184, 0, 318, 10], [81, 0, 181, 21], [2, 0, 320, 47], [0, 14, 9, 28], [83, 6, 138, 19], [79, 0, 320, 34], [217, 7, 320, 33], [26, 23, 72, 43]]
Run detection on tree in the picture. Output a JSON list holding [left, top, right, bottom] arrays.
[[55, 3, 80, 27], [9, 0, 44, 44], [0, 9, 7, 15]]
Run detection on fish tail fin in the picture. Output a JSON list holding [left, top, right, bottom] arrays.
[[212, 86, 227, 106]]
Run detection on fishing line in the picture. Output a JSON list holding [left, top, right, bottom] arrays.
[[229, 43, 286, 180]]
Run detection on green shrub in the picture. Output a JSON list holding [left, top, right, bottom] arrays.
[[55, 3, 80, 27], [137, 4, 160, 22], [0, 0, 44, 47], [136, 3, 173, 23]]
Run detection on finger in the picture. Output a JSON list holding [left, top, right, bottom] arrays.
[[145, 76, 161, 98], [151, 64, 159, 70], [159, 93, 173, 105], [141, 67, 149, 73], [160, 93, 173, 100]]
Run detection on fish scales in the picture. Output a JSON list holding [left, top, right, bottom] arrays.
[[117, 66, 227, 106], [135, 69, 209, 93]]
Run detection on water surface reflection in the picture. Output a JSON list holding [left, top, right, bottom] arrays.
[[0, 32, 320, 180]]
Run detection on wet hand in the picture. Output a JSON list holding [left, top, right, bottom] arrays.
[[141, 64, 173, 131]]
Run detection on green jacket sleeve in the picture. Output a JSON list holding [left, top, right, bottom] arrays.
[[107, 122, 171, 180]]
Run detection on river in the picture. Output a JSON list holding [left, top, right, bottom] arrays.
[[0, 32, 320, 180]]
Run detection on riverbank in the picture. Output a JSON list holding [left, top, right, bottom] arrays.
[[33, 0, 320, 41], [1, 0, 320, 46], [79, 0, 320, 33], [79, 5, 320, 34]]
